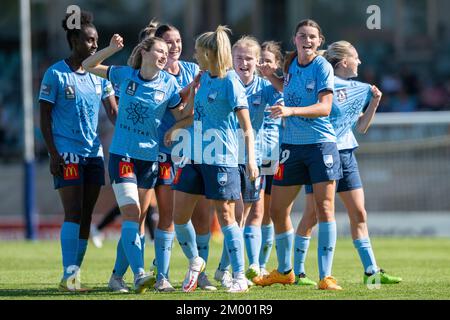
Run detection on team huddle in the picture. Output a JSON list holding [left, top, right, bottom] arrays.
[[38, 10, 402, 294]]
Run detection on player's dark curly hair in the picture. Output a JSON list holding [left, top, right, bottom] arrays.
[[62, 11, 95, 50]]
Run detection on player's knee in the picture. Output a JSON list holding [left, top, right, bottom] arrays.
[[349, 208, 367, 224], [112, 182, 139, 207]]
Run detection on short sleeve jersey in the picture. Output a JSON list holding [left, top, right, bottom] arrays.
[[38, 60, 114, 157], [107, 66, 181, 161], [190, 70, 248, 167], [158, 61, 200, 154], [240, 75, 283, 165], [282, 55, 336, 145], [330, 76, 372, 150]]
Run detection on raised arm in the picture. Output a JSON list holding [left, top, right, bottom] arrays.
[[82, 34, 124, 79], [257, 63, 284, 92], [356, 85, 382, 134]]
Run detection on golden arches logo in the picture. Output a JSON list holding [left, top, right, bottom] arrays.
[[64, 164, 79, 180], [159, 163, 172, 180], [119, 162, 134, 178]]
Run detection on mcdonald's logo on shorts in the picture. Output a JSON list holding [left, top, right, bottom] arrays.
[[173, 168, 182, 185], [274, 164, 284, 181], [63, 163, 79, 180], [119, 161, 134, 178], [159, 162, 172, 180]]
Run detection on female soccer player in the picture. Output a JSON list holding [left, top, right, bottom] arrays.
[[82, 33, 192, 293], [294, 41, 402, 286], [171, 26, 258, 293], [214, 36, 283, 287], [39, 11, 117, 291], [258, 41, 284, 277], [253, 19, 343, 290], [150, 23, 216, 292]]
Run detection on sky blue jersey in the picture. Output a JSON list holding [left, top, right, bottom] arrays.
[[107, 66, 181, 161], [158, 61, 200, 154], [187, 70, 248, 167], [39, 59, 114, 157], [282, 55, 336, 145], [330, 76, 372, 150], [240, 75, 283, 165]]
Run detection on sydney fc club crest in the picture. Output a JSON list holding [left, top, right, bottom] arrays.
[[306, 79, 316, 93], [323, 155, 334, 168], [217, 172, 228, 186], [336, 89, 347, 103]]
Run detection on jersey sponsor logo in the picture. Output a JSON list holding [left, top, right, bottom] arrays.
[[323, 154, 334, 168], [63, 163, 79, 180], [126, 81, 138, 96], [336, 89, 347, 103], [40, 83, 51, 96], [119, 161, 134, 178], [154, 90, 165, 103], [217, 172, 228, 186], [65, 85, 75, 100], [306, 79, 316, 93], [274, 164, 284, 181], [126, 101, 149, 125], [173, 167, 182, 185], [252, 94, 262, 106], [159, 162, 172, 180]]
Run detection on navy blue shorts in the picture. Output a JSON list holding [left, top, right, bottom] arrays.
[[172, 162, 241, 201], [108, 153, 158, 189], [53, 153, 105, 189], [156, 152, 176, 186], [239, 165, 262, 203], [263, 175, 274, 195], [305, 149, 362, 194], [273, 143, 342, 187]]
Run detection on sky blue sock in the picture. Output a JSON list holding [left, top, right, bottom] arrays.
[[259, 223, 274, 269], [353, 238, 378, 274], [61, 222, 80, 279], [222, 223, 245, 274], [121, 221, 145, 276], [318, 221, 337, 279], [155, 228, 174, 280], [113, 237, 129, 277], [275, 229, 294, 273], [218, 238, 230, 271], [140, 234, 146, 268], [244, 225, 262, 266], [174, 221, 198, 260], [76, 239, 88, 268], [294, 235, 311, 276], [196, 232, 211, 265]]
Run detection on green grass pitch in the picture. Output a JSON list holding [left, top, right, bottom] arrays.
[[1, 237, 450, 300]]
